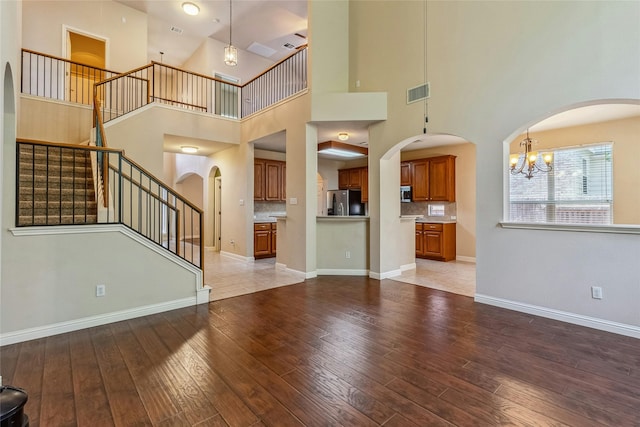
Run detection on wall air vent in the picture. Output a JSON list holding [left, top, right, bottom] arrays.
[[170, 26, 184, 35], [407, 82, 430, 104]]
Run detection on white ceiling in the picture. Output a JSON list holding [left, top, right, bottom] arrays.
[[115, 0, 307, 66]]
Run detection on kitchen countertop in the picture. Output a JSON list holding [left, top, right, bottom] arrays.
[[400, 215, 456, 224], [317, 216, 370, 221]]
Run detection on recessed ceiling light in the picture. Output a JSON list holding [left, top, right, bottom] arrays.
[[181, 146, 198, 154], [182, 2, 200, 16]]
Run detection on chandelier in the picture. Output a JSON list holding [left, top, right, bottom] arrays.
[[509, 129, 553, 179], [224, 0, 238, 66]]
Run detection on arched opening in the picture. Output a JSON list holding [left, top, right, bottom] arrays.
[[207, 166, 222, 251], [2, 62, 16, 294], [175, 172, 204, 245], [380, 131, 477, 296], [503, 100, 640, 228]]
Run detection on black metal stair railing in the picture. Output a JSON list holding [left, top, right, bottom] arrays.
[[16, 139, 204, 269]]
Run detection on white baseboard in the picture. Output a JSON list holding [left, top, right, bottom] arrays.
[[220, 251, 254, 262], [369, 269, 402, 280], [317, 269, 369, 276], [197, 285, 212, 304], [475, 294, 640, 339], [0, 297, 197, 346], [456, 255, 476, 263], [401, 263, 416, 272]]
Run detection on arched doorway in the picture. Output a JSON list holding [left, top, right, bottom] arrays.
[[207, 167, 222, 251], [381, 132, 477, 296], [2, 62, 17, 292]]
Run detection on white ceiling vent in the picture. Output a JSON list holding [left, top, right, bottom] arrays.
[[247, 42, 277, 58], [170, 26, 184, 35], [407, 82, 430, 104]]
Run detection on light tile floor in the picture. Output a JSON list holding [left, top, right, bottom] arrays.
[[391, 258, 476, 297], [203, 249, 306, 301], [203, 248, 476, 301]]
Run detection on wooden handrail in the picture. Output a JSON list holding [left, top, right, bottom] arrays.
[[96, 63, 153, 85], [93, 95, 110, 208], [152, 96, 207, 111], [21, 48, 120, 75], [149, 61, 242, 88], [16, 138, 123, 153], [118, 157, 204, 216], [243, 44, 307, 87]]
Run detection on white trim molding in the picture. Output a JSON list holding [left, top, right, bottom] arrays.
[[0, 297, 197, 346], [400, 263, 416, 272], [456, 255, 476, 263], [369, 269, 402, 280], [220, 251, 254, 262], [475, 294, 640, 339], [500, 222, 640, 235]]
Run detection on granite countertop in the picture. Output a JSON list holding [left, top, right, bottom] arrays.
[[317, 215, 370, 221]]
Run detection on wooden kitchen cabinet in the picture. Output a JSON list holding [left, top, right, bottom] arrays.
[[401, 162, 412, 186], [254, 222, 277, 258], [338, 167, 366, 189], [254, 159, 266, 200], [361, 167, 368, 202], [255, 158, 286, 201], [415, 222, 456, 261], [407, 155, 456, 202]]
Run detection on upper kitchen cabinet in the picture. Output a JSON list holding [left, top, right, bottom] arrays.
[[338, 168, 363, 190], [255, 158, 286, 201], [409, 155, 456, 202], [400, 162, 412, 186]]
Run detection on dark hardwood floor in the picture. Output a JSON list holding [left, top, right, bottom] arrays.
[[2, 276, 640, 426]]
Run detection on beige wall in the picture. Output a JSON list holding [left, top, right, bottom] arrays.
[[22, 0, 147, 71], [509, 116, 640, 225], [350, 0, 640, 329], [402, 143, 477, 259], [18, 96, 93, 143], [242, 93, 312, 272]]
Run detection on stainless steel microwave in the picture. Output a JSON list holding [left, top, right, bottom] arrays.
[[400, 185, 412, 203]]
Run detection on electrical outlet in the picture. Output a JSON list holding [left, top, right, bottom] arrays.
[[591, 286, 603, 299], [345, 251, 351, 259], [96, 284, 106, 297], [230, 239, 235, 245]]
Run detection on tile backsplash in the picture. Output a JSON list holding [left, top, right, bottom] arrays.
[[254, 201, 286, 220], [401, 201, 457, 221]]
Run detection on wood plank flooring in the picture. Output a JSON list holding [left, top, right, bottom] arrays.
[[2, 276, 640, 426]]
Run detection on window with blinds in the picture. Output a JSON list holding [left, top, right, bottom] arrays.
[[509, 143, 613, 224]]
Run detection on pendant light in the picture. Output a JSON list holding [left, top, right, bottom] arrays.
[[224, 0, 238, 66]]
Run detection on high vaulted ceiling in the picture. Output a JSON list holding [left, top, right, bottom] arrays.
[[115, 0, 307, 67]]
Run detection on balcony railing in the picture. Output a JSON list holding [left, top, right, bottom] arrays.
[[93, 46, 307, 123], [21, 48, 120, 105]]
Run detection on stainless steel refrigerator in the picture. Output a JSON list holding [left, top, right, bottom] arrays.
[[327, 189, 365, 216]]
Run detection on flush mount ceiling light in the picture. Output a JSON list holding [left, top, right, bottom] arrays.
[[337, 132, 349, 141], [181, 146, 199, 154], [182, 2, 200, 16], [318, 140, 368, 158], [224, 0, 238, 66], [509, 129, 553, 179]]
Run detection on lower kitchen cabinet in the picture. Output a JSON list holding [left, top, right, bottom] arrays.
[[254, 222, 277, 259], [415, 222, 456, 261]]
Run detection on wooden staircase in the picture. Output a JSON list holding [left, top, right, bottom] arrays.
[[17, 143, 98, 226]]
